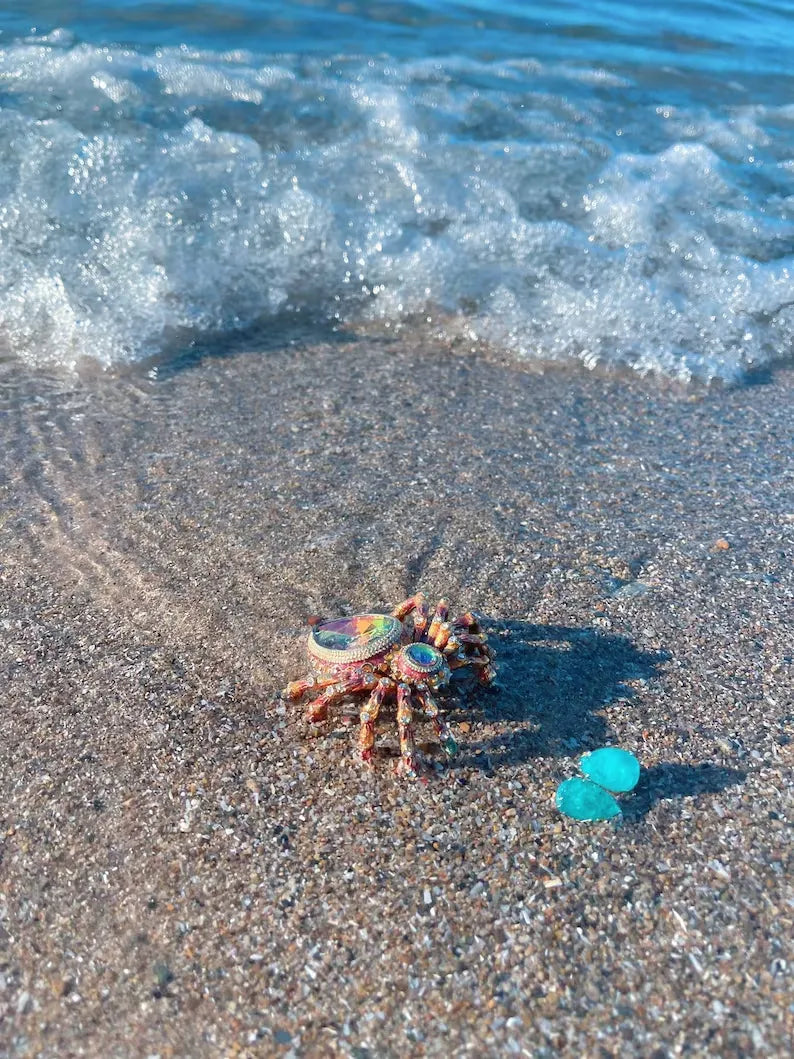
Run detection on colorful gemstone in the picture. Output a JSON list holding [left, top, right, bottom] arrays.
[[394, 641, 446, 682], [555, 777, 622, 821], [404, 642, 442, 670], [579, 747, 641, 793], [308, 613, 402, 663]]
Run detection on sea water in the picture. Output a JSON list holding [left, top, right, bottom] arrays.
[[1, 0, 793, 382]]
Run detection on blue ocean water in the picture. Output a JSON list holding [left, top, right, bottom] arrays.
[[1, 1, 793, 381]]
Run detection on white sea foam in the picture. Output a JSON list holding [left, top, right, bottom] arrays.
[[1, 34, 793, 381]]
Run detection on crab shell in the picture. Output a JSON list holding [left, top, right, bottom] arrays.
[[306, 613, 451, 690]]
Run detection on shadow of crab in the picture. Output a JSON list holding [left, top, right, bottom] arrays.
[[462, 620, 668, 772]]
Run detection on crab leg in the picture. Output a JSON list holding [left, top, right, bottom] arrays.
[[416, 688, 458, 759], [396, 683, 418, 777], [465, 653, 497, 686], [448, 654, 473, 670], [432, 621, 453, 650], [392, 593, 424, 621], [453, 611, 482, 634], [442, 634, 462, 656], [445, 643, 496, 684], [305, 671, 373, 723], [358, 677, 392, 764], [282, 673, 338, 702], [411, 593, 430, 640], [456, 631, 488, 648], [426, 599, 449, 643], [449, 611, 495, 681], [478, 662, 497, 686]]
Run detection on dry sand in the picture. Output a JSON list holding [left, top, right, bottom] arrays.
[[0, 335, 792, 1057]]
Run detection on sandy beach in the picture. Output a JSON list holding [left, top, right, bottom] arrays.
[[0, 336, 791, 1056]]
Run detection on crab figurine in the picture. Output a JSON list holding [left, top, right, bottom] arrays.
[[283, 593, 495, 776]]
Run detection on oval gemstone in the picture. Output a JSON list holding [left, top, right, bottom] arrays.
[[579, 747, 641, 793], [404, 642, 442, 670], [310, 613, 402, 660], [555, 777, 622, 821]]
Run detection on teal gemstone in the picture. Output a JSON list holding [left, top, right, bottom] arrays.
[[555, 777, 622, 821], [441, 735, 459, 758], [579, 747, 640, 793]]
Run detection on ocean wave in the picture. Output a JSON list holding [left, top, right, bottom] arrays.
[[1, 33, 793, 381]]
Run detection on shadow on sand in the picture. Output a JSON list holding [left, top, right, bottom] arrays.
[[462, 619, 666, 769], [458, 620, 746, 812], [623, 762, 746, 821]]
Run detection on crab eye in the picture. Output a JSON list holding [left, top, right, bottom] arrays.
[[394, 642, 445, 681], [405, 643, 440, 668]]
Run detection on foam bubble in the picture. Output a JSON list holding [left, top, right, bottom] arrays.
[[0, 33, 793, 381]]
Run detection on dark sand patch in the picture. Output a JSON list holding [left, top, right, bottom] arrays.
[[1, 338, 792, 1056]]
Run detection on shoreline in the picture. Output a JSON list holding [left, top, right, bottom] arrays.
[[1, 338, 792, 1056]]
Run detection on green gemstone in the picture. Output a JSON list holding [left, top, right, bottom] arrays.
[[579, 747, 640, 793], [441, 735, 459, 758], [555, 777, 622, 821]]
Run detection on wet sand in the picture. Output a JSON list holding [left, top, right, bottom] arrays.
[[1, 336, 792, 1057]]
